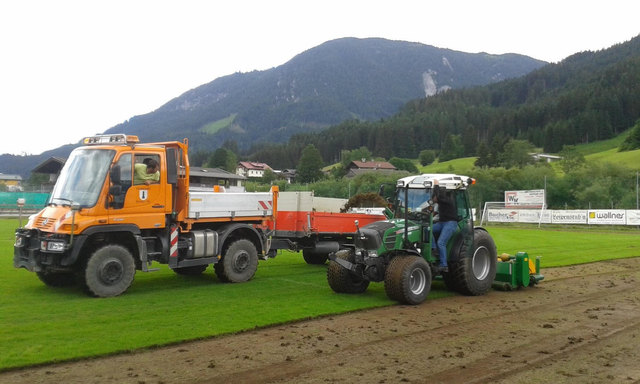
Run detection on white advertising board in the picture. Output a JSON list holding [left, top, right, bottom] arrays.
[[517, 209, 552, 223], [486, 209, 518, 223], [587, 210, 626, 225], [626, 210, 640, 225], [505, 189, 545, 208], [551, 210, 588, 224]]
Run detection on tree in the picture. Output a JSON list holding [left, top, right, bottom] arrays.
[[558, 145, 585, 173], [297, 144, 324, 183], [207, 148, 237, 173], [389, 157, 418, 173], [418, 150, 436, 166], [619, 119, 640, 151], [500, 139, 535, 168]]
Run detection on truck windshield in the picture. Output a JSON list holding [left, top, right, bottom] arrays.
[[50, 148, 115, 208], [395, 188, 432, 215]]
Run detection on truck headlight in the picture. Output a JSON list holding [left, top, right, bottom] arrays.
[[41, 241, 66, 252], [14, 236, 24, 247]]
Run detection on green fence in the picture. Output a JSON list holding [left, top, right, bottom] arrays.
[[0, 192, 49, 212]]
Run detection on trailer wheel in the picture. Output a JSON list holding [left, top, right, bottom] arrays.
[[171, 265, 207, 276], [215, 239, 258, 283], [385, 256, 431, 305], [444, 229, 496, 296], [36, 271, 76, 287], [82, 245, 136, 297], [302, 250, 328, 265], [327, 250, 369, 294]]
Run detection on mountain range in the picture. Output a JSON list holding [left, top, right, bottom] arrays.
[[1, 37, 548, 179]]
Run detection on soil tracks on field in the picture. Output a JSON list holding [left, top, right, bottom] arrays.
[[3, 258, 640, 383]]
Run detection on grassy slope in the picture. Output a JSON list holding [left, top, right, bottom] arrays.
[[200, 113, 237, 134]]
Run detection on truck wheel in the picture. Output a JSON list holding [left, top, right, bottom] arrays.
[[385, 256, 431, 305], [215, 239, 258, 283], [327, 249, 369, 294], [303, 250, 328, 265], [171, 265, 207, 275], [82, 245, 136, 297], [444, 229, 497, 296], [36, 271, 76, 287]]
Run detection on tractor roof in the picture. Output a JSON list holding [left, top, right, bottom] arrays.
[[396, 173, 475, 190]]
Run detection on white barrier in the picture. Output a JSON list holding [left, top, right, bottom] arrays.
[[484, 208, 640, 226]]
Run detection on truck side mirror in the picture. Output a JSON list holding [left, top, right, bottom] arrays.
[[110, 164, 121, 184]]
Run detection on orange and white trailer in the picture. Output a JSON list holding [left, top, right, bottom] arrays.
[[268, 192, 387, 264]]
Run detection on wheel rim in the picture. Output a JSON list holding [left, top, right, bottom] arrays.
[[472, 246, 491, 280], [409, 267, 427, 295], [233, 250, 250, 272], [99, 258, 124, 285]]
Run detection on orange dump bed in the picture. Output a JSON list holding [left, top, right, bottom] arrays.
[[271, 210, 386, 235]]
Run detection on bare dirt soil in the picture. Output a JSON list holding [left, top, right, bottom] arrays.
[[3, 257, 640, 384]]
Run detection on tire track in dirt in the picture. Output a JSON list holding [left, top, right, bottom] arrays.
[[2, 258, 639, 384]]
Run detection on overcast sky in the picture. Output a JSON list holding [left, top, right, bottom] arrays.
[[0, 0, 638, 156]]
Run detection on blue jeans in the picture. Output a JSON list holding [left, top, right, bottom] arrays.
[[431, 221, 457, 267]]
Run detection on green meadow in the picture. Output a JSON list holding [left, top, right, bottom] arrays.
[[0, 218, 637, 370]]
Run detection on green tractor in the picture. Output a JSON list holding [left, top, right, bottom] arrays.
[[327, 173, 497, 305]]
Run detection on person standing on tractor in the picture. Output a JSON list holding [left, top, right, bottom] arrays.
[[431, 179, 457, 272]]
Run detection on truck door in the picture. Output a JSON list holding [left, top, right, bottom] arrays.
[[108, 152, 166, 229]]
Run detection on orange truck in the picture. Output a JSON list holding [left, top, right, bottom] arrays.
[[14, 134, 278, 297], [268, 192, 387, 264]]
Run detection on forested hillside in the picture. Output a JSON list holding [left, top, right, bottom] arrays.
[[248, 35, 640, 169], [105, 37, 545, 152]]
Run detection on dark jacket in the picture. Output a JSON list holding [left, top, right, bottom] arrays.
[[433, 186, 457, 222]]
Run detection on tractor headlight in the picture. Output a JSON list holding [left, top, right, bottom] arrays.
[[14, 235, 24, 247]]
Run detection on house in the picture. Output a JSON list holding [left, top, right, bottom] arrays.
[[0, 173, 23, 191], [531, 153, 562, 163], [236, 161, 272, 178], [189, 166, 247, 191], [345, 160, 397, 178], [32, 157, 67, 185]]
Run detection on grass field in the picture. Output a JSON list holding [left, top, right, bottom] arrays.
[[1, 218, 638, 370]]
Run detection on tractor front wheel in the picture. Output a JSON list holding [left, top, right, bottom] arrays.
[[82, 245, 136, 297], [327, 250, 369, 294]]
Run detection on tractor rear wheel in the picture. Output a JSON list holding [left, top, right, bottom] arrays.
[[444, 229, 496, 296], [385, 256, 431, 305], [327, 250, 369, 294]]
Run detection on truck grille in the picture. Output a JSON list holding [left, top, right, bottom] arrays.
[[34, 216, 55, 231]]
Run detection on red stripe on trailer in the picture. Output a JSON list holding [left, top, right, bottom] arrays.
[[259, 200, 269, 210], [170, 226, 178, 258]]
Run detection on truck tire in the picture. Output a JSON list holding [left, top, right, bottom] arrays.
[[302, 250, 328, 265], [171, 265, 207, 276], [36, 271, 76, 287], [385, 256, 431, 305], [327, 249, 369, 294], [443, 229, 497, 296], [214, 239, 258, 283], [82, 245, 136, 297]]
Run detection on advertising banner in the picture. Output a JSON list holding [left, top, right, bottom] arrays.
[[587, 210, 626, 225], [626, 210, 640, 225], [518, 209, 551, 223], [486, 209, 518, 223], [551, 210, 588, 224], [505, 189, 545, 208]]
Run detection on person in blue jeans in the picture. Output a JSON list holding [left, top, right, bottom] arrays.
[[431, 180, 457, 273]]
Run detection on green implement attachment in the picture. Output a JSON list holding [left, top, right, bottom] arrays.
[[492, 252, 544, 291]]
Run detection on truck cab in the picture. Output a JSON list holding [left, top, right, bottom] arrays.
[[15, 134, 276, 297]]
